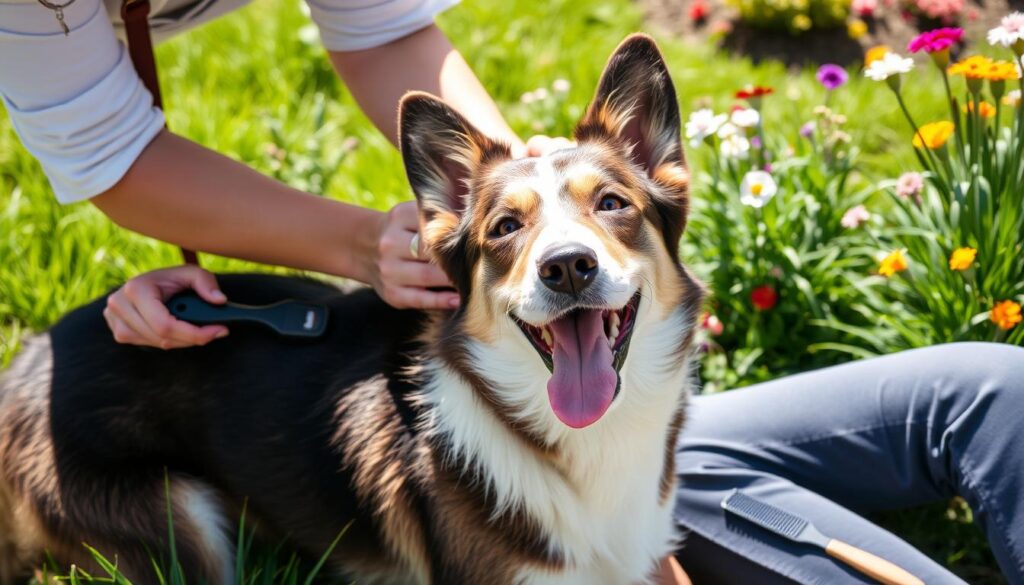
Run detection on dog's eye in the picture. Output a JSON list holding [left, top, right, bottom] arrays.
[[491, 218, 522, 238], [597, 194, 628, 212]]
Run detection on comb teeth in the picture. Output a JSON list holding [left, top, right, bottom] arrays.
[[722, 490, 808, 539]]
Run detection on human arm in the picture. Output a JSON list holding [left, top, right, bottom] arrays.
[[654, 556, 692, 585]]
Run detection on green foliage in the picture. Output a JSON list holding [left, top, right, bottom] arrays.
[[726, 0, 851, 33], [681, 84, 882, 390], [845, 52, 1024, 351]]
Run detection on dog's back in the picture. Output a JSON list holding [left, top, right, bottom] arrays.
[[0, 273, 430, 584]]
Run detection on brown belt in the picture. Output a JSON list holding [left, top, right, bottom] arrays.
[[121, 0, 199, 266]]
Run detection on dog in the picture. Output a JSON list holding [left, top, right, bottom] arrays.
[[0, 34, 703, 584]]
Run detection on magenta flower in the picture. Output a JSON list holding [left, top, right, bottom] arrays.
[[816, 64, 849, 90], [907, 28, 963, 53]]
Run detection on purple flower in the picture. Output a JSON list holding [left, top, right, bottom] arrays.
[[799, 121, 816, 138], [816, 64, 849, 90], [750, 136, 763, 149]]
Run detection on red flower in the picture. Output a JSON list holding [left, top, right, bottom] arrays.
[[689, 0, 710, 22], [736, 85, 774, 100], [750, 285, 778, 311]]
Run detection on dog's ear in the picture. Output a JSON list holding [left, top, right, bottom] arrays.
[[399, 92, 511, 255], [575, 34, 690, 255]]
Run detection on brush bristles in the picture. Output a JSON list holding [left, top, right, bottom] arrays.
[[722, 491, 808, 539]]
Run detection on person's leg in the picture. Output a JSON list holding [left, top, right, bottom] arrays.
[[673, 342, 1024, 584]]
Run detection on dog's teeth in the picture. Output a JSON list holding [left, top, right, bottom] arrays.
[[541, 327, 553, 347], [608, 322, 620, 347], [608, 312, 620, 332]]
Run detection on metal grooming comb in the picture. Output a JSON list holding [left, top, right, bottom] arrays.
[[721, 489, 923, 585], [167, 293, 328, 339]]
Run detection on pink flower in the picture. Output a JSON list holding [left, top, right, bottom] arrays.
[[907, 28, 963, 53], [701, 312, 724, 336], [895, 172, 924, 201], [841, 205, 871, 228], [852, 0, 878, 17], [911, 0, 965, 23]]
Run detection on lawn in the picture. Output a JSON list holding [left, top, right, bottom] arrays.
[[0, 0, 1006, 582]]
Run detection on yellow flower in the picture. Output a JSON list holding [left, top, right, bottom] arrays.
[[963, 101, 996, 118], [879, 249, 909, 277], [985, 61, 1020, 81], [948, 55, 994, 79], [793, 14, 813, 30], [948, 56, 1019, 81], [948, 247, 977, 270], [912, 121, 955, 149], [990, 300, 1022, 330], [848, 19, 868, 40], [866, 45, 891, 66]]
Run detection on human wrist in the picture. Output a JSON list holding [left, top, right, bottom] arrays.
[[338, 205, 386, 285]]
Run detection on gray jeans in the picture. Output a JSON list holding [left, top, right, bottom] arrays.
[[673, 343, 1024, 584]]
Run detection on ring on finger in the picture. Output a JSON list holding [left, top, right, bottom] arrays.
[[410, 233, 421, 260]]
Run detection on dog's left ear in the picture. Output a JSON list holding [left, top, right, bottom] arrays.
[[399, 92, 511, 293], [576, 34, 690, 255]]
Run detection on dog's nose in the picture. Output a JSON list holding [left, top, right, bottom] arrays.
[[538, 245, 599, 295]]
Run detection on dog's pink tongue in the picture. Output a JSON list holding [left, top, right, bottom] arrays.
[[546, 310, 617, 428]]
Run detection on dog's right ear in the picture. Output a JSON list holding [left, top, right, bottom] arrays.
[[398, 92, 511, 255]]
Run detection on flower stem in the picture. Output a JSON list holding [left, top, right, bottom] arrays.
[[894, 89, 949, 188]]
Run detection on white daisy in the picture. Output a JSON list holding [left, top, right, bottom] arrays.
[[717, 122, 740, 139], [685, 109, 727, 146], [988, 12, 1024, 47], [864, 52, 915, 81], [721, 134, 751, 160], [739, 170, 778, 207], [730, 108, 761, 128]]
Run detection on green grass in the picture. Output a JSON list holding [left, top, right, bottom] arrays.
[[0, 0, 1003, 581]]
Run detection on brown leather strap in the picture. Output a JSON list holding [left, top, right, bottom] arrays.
[[121, 0, 199, 266]]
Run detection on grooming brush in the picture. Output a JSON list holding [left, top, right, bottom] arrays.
[[167, 293, 328, 339], [721, 489, 923, 585]]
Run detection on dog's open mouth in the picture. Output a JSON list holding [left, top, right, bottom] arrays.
[[513, 292, 640, 429]]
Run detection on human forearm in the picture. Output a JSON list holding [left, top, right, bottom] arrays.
[[92, 129, 381, 282], [329, 24, 522, 149]]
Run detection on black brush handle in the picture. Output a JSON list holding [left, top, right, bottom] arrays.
[[166, 293, 328, 338]]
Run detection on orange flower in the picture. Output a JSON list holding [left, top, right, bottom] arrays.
[[879, 249, 909, 277], [963, 101, 996, 118], [948, 247, 977, 270], [865, 45, 891, 66], [990, 300, 1022, 330], [948, 56, 1019, 81], [912, 121, 955, 149]]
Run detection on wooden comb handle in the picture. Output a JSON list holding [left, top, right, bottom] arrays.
[[825, 539, 924, 585]]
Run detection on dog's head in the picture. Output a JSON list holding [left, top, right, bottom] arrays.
[[399, 35, 700, 431]]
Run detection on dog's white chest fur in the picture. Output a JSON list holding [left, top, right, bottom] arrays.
[[423, 307, 691, 585]]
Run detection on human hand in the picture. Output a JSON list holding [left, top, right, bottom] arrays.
[[370, 201, 460, 310], [104, 265, 229, 349], [524, 135, 575, 157]]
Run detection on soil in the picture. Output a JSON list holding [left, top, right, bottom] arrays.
[[641, 0, 1024, 66]]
